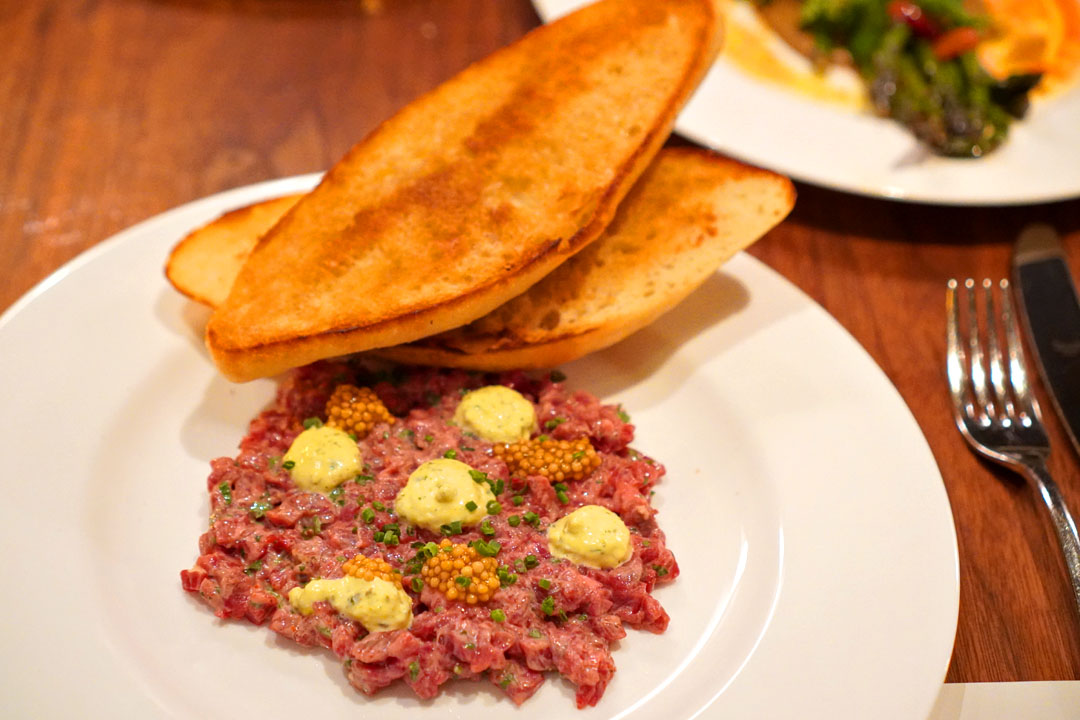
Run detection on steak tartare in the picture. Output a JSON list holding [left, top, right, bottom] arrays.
[[181, 361, 679, 707]]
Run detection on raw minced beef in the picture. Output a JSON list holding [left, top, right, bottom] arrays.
[[181, 361, 678, 708]]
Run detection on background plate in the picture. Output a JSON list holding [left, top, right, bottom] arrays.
[[0, 175, 957, 718], [536, 0, 1080, 206]]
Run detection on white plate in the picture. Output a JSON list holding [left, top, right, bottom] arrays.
[[0, 176, 958, 719], [535, 0, 1080, 205]]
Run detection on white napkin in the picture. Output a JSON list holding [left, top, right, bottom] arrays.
[[928, 682, 1080, 719]]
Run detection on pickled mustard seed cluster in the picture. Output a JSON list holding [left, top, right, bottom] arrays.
[[421, 539, 500, 604], [494, 435, 601, 483], [342, 554, 400, 583], [324, 384, 395, 439]]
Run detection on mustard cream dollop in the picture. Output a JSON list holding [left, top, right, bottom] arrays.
[[452, 385, 537, 443], [547, 505, 632, 569], [288, 577, 412, 632], [394, 458, 496, 532], [283, 425, 362, 494]]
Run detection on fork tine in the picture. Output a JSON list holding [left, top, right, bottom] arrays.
[[983, 279, 1013, 420], [1000, 279, 1040, 424], [965, 279, 992, 423], [945, 279, 970, 419]]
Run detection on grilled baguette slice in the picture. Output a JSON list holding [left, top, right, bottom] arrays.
[[166, 194, 304, 308], [376, 147, 795, 369], [206, 0, 724, 382], [165, 148, 794, 369]]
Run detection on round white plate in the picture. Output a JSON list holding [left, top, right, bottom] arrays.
[[536, 0, 1080, 205], [0, 176, 957, 719]]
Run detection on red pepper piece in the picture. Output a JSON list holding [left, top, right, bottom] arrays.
[[931, 26, 981, 60], [887, 1, 941, 38]]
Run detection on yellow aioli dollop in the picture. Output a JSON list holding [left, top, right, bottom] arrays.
[[547, 505, 632, 570], [283, 425, 362, 494], [288, 576, 412, 632], [452, 385, 537, 443], [394, 458, 495, 532]]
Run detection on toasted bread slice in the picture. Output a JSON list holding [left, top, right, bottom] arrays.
[[206, 0, 724, 381], [166, 148, 794, 370], [166, 194, 304, 308], [375, 147, 795, 369]]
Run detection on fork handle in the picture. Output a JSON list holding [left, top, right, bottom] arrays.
[[1024, 460, 1080, 620]]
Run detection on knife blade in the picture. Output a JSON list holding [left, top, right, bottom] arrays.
[[1012, 224, 1080, 459]]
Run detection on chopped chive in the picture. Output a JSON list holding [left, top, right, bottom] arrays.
[[384, 533, 399, 546], [653, 565, 669, 577], [540, 596, 555, 615], [480, 520, 495, 537], [492, 479, 504, 496], [328, 485, 345, 506], [465, 501, 478, 512], [490, 609, 506, 623], [218, 482, 232, 505], [538, 578, 551, 590], [243, 560, 262, 575], [460, 445, 475, 452], [303, 417, 323, 429], [572, 451, 585, 460], [474, 540, 501, 557], [455, 576, 471, 588], [248, 500, 270, 519], [523, 511, 540, 527], [486, 500, 502, 515], [411, 577, 424, 592], [524, 555, 538, 569], [556, 490, 569, 505], [544, 417, 567, 430], [617, 406, 631, 423], [512, 495, 524, 506], [361, 508, 375, 524], [443, 449, 457, 459], [316, 625, 332, 639], [440, 521, 463, 536], [469, 470, 488, 484], [508, 515, 521, 527], [282, 460, 295, 470], [355, 474, 374, 485], [372, 501, 385, 511], [528, 628, 542, 638], [409, 661, 420, 681], [373, 531, 385, 542]]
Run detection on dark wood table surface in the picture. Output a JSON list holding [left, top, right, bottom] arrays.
[[4, 0, 1079, 685]]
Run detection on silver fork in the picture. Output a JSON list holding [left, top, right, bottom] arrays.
[[946, 278, 1080, 620]]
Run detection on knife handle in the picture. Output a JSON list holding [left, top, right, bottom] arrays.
[[1025, 459, 1080, 620]]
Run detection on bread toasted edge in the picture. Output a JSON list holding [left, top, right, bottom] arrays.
[[205, 0, 725, 382], [372, 148, 796, 370], [165, 194, 303, 307]]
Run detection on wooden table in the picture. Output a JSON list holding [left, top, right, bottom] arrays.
[[4, 0, 1079, 684]]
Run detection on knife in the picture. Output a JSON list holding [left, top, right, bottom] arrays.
[[1012, 224, 1080, 460]]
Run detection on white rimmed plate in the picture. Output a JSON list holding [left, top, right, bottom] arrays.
[[0, 175, 957, 719], [535, 0, 1080, 205]]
